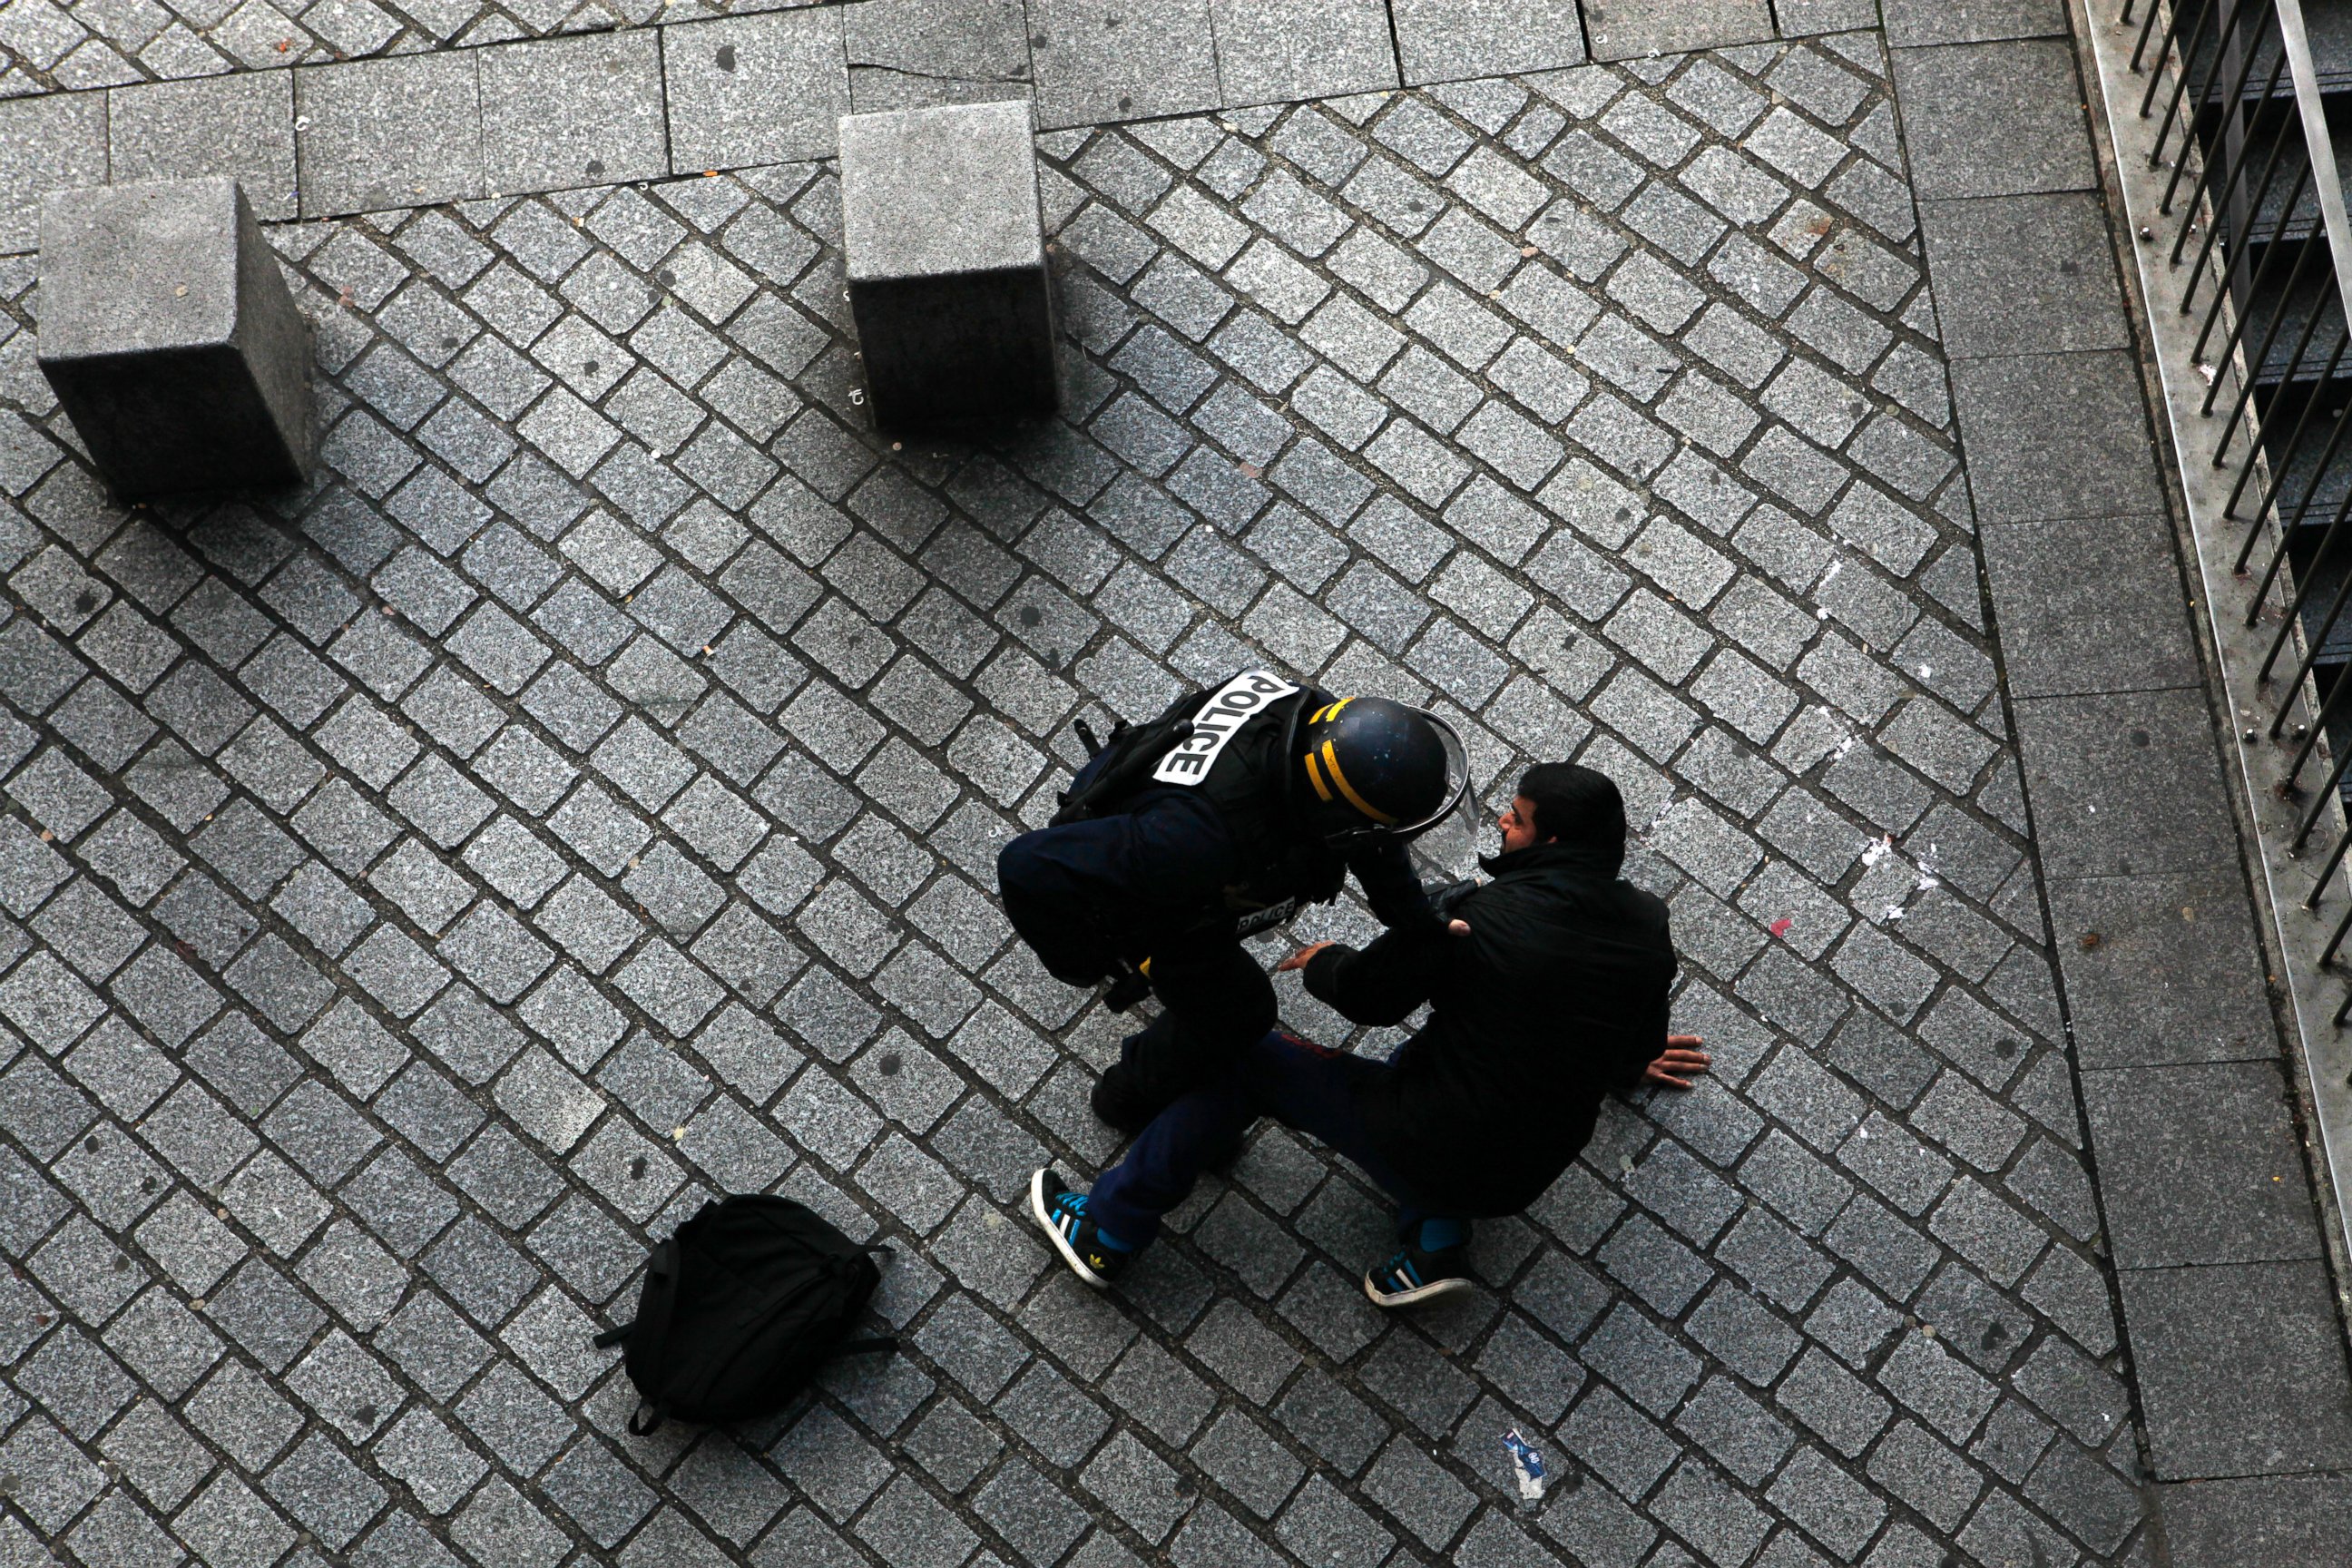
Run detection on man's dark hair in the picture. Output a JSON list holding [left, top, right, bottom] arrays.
[[1518, 763, 1626, 868]]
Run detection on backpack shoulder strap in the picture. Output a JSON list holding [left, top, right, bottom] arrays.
[[606, 1236, 683, 1434], [1052, 714, 1195, 825]]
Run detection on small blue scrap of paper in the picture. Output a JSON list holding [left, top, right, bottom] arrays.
[[1502, 1428, 1546, 1502]]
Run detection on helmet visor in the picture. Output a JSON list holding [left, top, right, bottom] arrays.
[[1318, 709, 1471, 848]]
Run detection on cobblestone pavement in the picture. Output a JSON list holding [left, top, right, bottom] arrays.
[[0, 15, 2161, 1568]]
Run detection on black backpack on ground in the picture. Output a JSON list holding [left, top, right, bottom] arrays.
[[592, 1195, 896, 1434]]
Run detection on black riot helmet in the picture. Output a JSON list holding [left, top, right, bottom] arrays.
[[1289, 696, 1469, 849]]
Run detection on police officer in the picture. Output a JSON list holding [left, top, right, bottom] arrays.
[[996, 670, 1465, 1132]]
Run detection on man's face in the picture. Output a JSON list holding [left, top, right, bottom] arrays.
[[1497, 796, 1546, 853]]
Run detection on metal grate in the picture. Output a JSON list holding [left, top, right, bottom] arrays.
[[2122, 0, 2352, 1020]]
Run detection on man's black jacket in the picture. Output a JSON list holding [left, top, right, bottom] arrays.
[[1301, 840, 1677, 1216]]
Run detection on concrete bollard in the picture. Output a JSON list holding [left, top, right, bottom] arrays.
[[838, 98, 1058, 429], [37, 176, 313, 501]]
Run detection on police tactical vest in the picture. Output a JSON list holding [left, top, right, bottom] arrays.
[[1053, 671, 1348, 917], [1149, 670, 1299, 784]]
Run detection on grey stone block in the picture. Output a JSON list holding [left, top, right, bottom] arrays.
[[38, 178, 313, 501], [2122, 1262, 2352, 1480], [841, 99, 1057, 428], [1028, 0, 1221, 129], [1884, 0, 2071, 46], [664, 8, 855, 171], [2048, 871, 2278, 1070], [108, 74, 299, 225], [1389, 0, 1587, 83], [1776, 0, 1882, 34], [846, 0, 1036, 112], [480, 32, 668, 196], [1949, 351, 2166, 524], [0, 93, 108, 255], [1918, 194, 2129, 358], [1210, 0, 1398, 106], [294, 54, 485, 218], [2161, 1474, 2352, 1567], [1890, 40, 2095, 200], [1586, 0, 1775, 62], [2082, 1062, 2322, 1269], [1976, 515, 2199, 696], [2012, 690, 2237, 880]]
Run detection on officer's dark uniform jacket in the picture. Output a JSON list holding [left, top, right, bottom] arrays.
[[1299, 839, 1676, 1217], [997, 681, 1433, 987]]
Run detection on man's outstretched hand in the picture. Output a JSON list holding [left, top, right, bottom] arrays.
[[1643, 1035, 1710, 1091], [1275, 940, 1334, 974], [1277, 919, 1471, 974]]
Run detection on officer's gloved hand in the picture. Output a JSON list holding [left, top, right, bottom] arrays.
[[1431, 878, 1478, 921], [1404, 878, 1473, 939]]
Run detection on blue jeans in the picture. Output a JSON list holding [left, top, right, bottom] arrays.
[[1088, 1029, 1465, 1251]]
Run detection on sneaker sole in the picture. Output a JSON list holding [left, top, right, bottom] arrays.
[[1363, 1271, 1475, 1308], [1030, 1168, 1112, 1291]]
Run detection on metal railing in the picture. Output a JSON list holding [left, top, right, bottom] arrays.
[[2124, 0, 2352, 1020]]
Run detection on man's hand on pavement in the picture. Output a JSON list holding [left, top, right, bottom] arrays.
[[1643, 1034, 1710, 1091]]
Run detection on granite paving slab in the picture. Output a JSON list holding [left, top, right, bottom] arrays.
[[2081, 1063, 2323, 1269], [1778, 0, 1884, 36], [843, 0, 1037, 113], [1209, 0, 1400, 109], [2118, 1261, 2352, 1480], [477, 33, 670, 200], [663, 9, 854, 172], [2160, 1471, 2352, 1567], [1027, 0, 1223, 130], [292, 54, 485, 220], [1886, 39, 2098, 200], [2044, 869, 2281, 1071], [1880, 0, 2072, 48], [2011, 689, 2240, 879], [0, 93, 109, 253], [1586, 0, 1776, 64], [1975, 515, 2202, 697], [1388, 0, 1590, 85], [1916, 193, 2130, 358], [107, 73, 299, 225], [1948, 350, 2169, 524]]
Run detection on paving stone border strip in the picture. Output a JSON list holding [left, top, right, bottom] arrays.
[[0, 0, 1896, 243], [1904, 0, 2352, 1559], [0, 0, 1868, 111]]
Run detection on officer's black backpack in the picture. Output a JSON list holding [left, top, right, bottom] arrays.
[[592, 1196, 896, 1434]]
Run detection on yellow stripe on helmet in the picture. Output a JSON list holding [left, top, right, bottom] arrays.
[[1303, 750, 1336, 802], [1320, 740, 1396, 824]]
